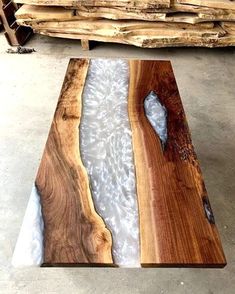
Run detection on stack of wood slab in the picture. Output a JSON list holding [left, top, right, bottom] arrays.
[[14, 0, 235, 48]]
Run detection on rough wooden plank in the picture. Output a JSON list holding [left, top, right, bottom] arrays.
[[128, 60, 226, 267], [171, 2, 232, 14], [15, 4, 76, 21], [13, 0, 171, 9], [20, 19, 218, 32], [14, 5, 161, 23], [15, 2, 235, 16], [15, 5, 235, 24], [177, 0, 235, 11], [75, 7, 219, 23], [15, 5, 218, 24], [35, 59, 113, 266], [75, 6, 166, 21], [22, 19, 227, 48], [34, 25, 233, 47]]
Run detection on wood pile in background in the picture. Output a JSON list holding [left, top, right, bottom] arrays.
[[13, 0, 235, 48]]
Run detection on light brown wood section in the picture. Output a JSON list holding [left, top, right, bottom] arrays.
[[220, 21, 235, 33], [18, 19, 230, 48], [177, 0, 235, 11], [34, 28, 235, 47], [75, 6, 166, 22], [75, 7, 234, 23], [171, 1, 232, 14], [81, 39, 90, 50], [21, 19, 216, 30], [14, 0, 171, 9], [14, 1, 235, 48], [15, 4, 76, 21], [15, 5, 235, 24], [35, 59, 113, 266], [128, 60, 226, 267]]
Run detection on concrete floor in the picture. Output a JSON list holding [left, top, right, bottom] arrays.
[[0, 33, 235, 294]]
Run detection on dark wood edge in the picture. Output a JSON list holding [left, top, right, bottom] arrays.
[[141, 263, 227, 268], [41, 263, 117, 268]]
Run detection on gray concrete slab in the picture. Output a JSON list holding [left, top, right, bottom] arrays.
[[0, 33, 235, 294]]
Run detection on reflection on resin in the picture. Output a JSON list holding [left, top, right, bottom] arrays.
[[144, 91, 167, 147], [80, 59, 140, 267]]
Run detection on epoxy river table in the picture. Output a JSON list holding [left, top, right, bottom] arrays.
[[12, 59, 226, 268]]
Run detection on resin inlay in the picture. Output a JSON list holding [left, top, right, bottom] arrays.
[[12, 185, 44, 267], [80, 59, 140, 267], [144, 91, 167, 148]]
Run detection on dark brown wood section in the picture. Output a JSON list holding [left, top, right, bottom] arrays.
[[128, 60, 226, 267], [35, 59, 113, 266]]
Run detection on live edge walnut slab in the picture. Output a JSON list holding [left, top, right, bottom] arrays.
[[35, 59, 226, 268]]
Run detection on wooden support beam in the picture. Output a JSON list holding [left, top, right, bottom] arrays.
[[81, 39, 90, 50]]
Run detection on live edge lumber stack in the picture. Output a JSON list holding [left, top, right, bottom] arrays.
[[14, 0, 235, 48]]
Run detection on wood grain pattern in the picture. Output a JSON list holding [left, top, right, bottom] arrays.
[[33, 28, 235, 47], [74, 7, 235, 23], [23, 18, 218, 31], [18, 19, 230, 49], [15, 5, 235, 25], [171, 1, 233, 14], [128, 60, 226, 267], [14, 0, 235, 48], [14, 0, 171, 9], [15, 4, 76, 21], [35, 59, 113, 266], [73, 5, 235, 23], [220, 21, 235, 33], [178, 0, 235, 11]]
